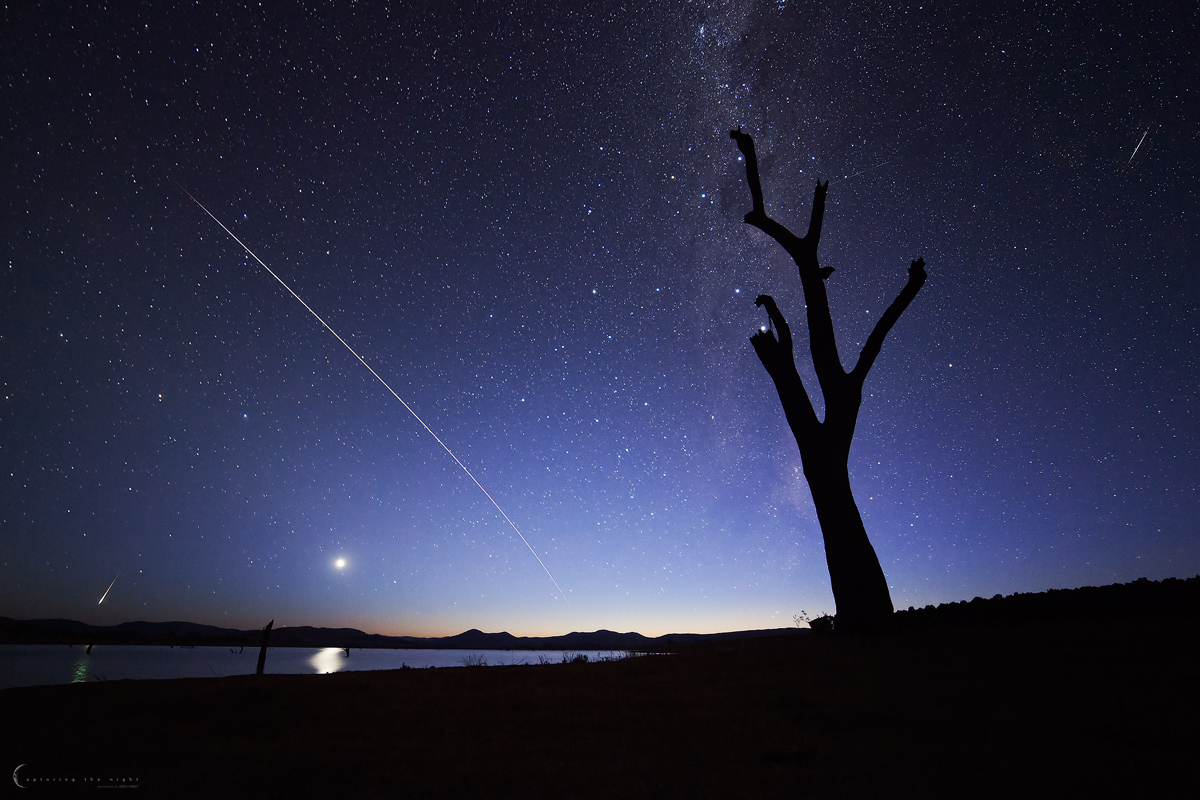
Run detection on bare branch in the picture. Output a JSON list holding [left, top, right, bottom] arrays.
[[732, 131, 846, 402], [729, 128, 764, 216], [750, 296, 818, 438], [731, 129, 803, 254], [805, 180, 829, 251], [851, 258, 927, 383], [754, 294, 792, 352]]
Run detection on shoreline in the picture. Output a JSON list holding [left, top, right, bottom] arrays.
[[6, 615, 1197, 797], [0, 644, 650, 692]]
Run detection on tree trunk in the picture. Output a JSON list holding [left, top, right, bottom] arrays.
[[733, 128, 925, 633], [806, 469, 894, 631]]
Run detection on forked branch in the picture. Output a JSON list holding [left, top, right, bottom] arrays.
[[730, 128, 831, 278]]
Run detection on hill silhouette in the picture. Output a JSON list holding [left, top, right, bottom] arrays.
[[0, 616, 798, 651], [4, 576, 1196, 648]]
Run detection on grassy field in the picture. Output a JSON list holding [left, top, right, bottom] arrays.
[[4, 615, 1196, 798]]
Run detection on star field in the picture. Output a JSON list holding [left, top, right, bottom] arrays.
[[2, 1, 1197, 636]]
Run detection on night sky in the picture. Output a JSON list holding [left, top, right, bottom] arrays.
[[3, 1, 1197, 637]]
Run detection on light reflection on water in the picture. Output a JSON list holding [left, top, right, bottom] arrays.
[[0, 646, 623, 689], [310, 647, 348, 674], [71, 652, 89, 684]]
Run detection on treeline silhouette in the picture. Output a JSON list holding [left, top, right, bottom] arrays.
[[893, 575, 1200, 628]]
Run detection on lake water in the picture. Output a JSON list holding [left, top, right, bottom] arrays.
[[0, 645, 622, 690]]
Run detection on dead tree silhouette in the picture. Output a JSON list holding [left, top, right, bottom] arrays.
[[731, 129, 926, 633]]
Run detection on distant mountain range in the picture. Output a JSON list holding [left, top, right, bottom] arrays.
[[4, 575, 1196, 649], [0, 616, 801, 650]]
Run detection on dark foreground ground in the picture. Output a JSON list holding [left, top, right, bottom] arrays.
[[4, 616, 1197, 798]]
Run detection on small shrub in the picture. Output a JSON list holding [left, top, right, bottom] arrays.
[[460, 653, 488, 667]]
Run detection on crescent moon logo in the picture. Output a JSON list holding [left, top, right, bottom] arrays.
[[12, 764, 27, 789]]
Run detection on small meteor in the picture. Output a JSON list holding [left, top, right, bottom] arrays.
[[98, 574, 119, 605], [829, 158, 894, 186], [1127, 127, 1150, 165], [173, 181, 570, 607]]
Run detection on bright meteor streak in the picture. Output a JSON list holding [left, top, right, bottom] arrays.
[[173, 180, 570, 607], [98, 574, 118, 605], [1127, 127, 1150, 165]]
